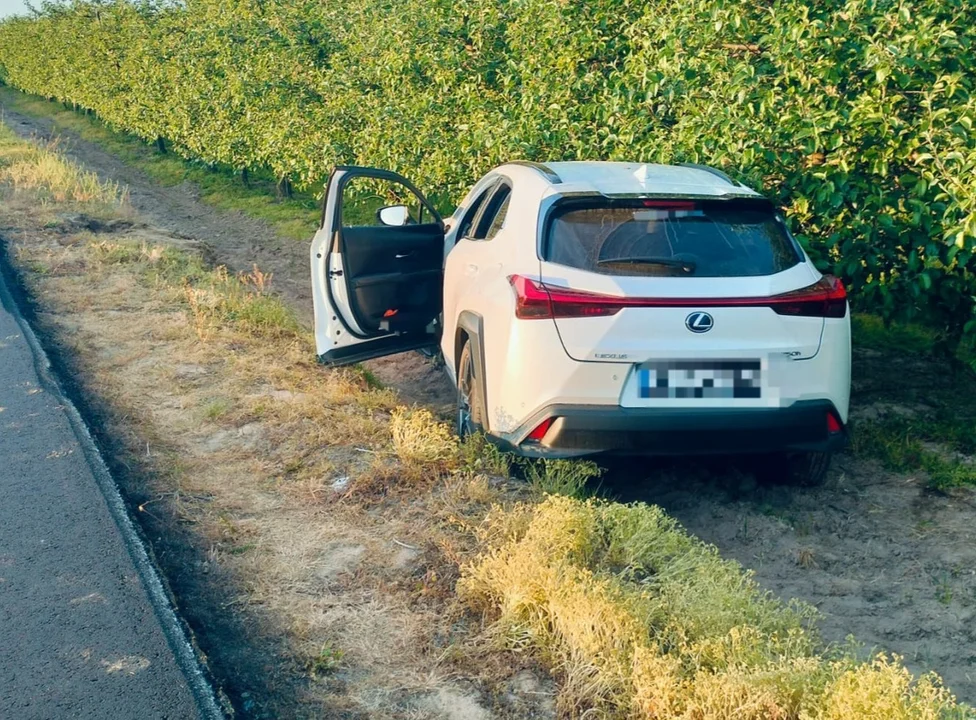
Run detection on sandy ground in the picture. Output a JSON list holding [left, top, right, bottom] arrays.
[[2, 96, 974, 706]]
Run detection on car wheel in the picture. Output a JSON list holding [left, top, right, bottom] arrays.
[[787, 451, 832, 487], [456, 341, 485, 438]]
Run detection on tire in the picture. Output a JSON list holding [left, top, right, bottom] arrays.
[[456, 341, 486, 438], [753, 451, 832, 487], [788, 451, 832, 487]]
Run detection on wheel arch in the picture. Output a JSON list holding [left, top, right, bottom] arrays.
[[455, 311, 490, 433]]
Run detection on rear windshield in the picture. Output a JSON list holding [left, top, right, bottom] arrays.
[[545, 199, 801, 277]]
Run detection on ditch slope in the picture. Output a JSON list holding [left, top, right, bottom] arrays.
[[3, 96, 975, 704]]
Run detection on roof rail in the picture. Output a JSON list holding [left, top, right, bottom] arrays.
[[677, 162, 742, 187], [507, 161, 562, 184]]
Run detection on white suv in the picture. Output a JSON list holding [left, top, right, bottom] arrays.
[[310, 162, 851, 483]]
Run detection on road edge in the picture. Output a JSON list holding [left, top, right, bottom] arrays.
[[0, 237, 229, 720]]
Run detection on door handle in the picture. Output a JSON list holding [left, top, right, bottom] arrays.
[[465, 263, 479, 276]]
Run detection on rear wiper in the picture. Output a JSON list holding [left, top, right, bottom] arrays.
[[597, 255, 696, 273]]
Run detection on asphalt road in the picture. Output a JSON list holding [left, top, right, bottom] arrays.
[[0, 265, 222, 719]]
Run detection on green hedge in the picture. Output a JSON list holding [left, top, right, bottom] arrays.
[[1, 0, 974, 344]]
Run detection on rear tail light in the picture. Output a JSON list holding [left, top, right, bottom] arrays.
[[769, 275, 847, 319], [509, 275, 622, 319], [508, 274, 847, 320], [827, 410, 843, 434], [525, 417, 555, 442]]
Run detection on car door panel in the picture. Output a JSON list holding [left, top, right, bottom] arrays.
[[311, 166, 444, 366], [439, 177, 501, 371], [340, 223, 443, 334]]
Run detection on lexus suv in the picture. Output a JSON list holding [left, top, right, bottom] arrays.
[[309, 161, 851, 483]]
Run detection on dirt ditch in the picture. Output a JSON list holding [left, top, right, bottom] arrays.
[[3, 95, 975, 706]]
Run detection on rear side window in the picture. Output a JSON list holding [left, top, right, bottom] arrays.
[[471, 183, 511, 240], [483, 192, 511, 240], [545, 199, 801, 277], [454, 184, 493, 239]]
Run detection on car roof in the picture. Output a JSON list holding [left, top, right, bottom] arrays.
[[500, 161, 763, 198]]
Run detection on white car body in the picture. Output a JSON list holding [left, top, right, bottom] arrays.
[[310, 161, 851, 460]]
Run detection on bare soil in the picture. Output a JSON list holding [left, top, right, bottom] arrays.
[[3, 96, 975, 707]]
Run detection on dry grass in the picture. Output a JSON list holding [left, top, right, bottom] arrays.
[[0, 123, 125, 205], [9, 228, 498, 716], [0, 126, 522, 717]]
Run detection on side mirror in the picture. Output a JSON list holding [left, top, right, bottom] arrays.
[[377, 205, 410, 227]]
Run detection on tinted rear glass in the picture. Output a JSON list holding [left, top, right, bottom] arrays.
[[545, 199, 801, 277]]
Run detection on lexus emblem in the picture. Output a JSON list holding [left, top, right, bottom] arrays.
[[685, 311, 714, 333]]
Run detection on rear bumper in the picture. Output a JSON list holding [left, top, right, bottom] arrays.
[[495, 399, 848, 459]]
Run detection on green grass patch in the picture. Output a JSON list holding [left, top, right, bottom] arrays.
[[853, 313, 976, 373], [459, 433, 513, 479], [203, 398, 232, 421], [0, 88, 321, 241], [851, 314, 941, 356], [307, 644, 345, 678], [850, 312, 976, 488], [851, 417, 976, 491], [519, 457, 602, 499]]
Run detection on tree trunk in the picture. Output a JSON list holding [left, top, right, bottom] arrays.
[[156, 137, 167, 154], [241, 168, 249, 187], [276, 177, 293, 199]]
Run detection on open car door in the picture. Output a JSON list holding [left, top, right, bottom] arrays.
[[311, 166, 444, 366]]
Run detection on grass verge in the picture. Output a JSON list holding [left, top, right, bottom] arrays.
[[1, 124, 971, 718]]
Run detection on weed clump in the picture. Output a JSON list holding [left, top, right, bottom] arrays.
[[181, 264, 301, 340], [519, 457, 601, 499], [390, 407, 458, 471], [458, 433, 512, 478]]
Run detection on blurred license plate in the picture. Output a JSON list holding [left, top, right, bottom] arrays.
[[638, 360, 761, 399]]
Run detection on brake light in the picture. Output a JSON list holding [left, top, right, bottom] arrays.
[[509, 275, 622, 319], [508, 274, 848, 320], [641, 200, 696, 210], [769, 276, 847, 319]]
